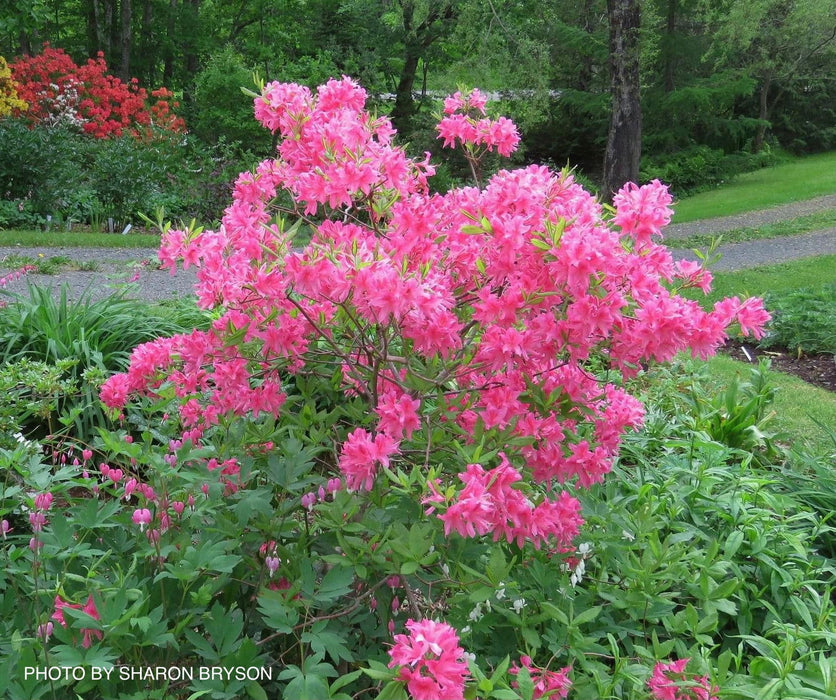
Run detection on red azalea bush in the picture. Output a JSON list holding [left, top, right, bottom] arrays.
[[91, 79, 766, 697], [8, 45, 184, 138]]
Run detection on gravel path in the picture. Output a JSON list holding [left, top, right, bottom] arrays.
[[666, 194, 836, 271], [664, 194, 836, 239], [0, 246, 198, 303], [1, 194, 834, 302]]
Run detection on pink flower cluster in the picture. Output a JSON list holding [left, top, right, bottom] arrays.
[[648, 659, 718, 700], [0, 264, 36, 289], [435, 455, 583, 551], [388, 619, 470, 700], [510, 655, 572, 699], [51, 594, 103, 648], [437, 88, 520, 157], [101, 77, 770, 553]]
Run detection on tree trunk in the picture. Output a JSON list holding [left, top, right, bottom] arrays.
[[91, 0, 108, 54], [120, 0, 132, 80], [602, 0, 642, 202], [162, 0, 177, 84], [103, 0, 114, 59], [391, 45, 420, 133], [753, 74, 771, 153], [663, 0, 676, 92], [390, 0, 418, 134], [138, 0, 153, 84]]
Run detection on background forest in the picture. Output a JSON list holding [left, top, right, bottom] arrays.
[[1, 0, 834, 227]]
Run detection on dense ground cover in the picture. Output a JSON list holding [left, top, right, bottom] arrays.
[[0, 81, 834, 700]]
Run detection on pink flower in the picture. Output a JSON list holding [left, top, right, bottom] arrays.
[[99, 372, 131, 409], [388, 619, 470, 700], [736, 297, 771, 340], [29, 511, 47, 532], [612, 179, 674, 246], [376, 391, 422, 440], [338, 428, 400, 491], [265, 556, 280, 577], [51, 595, 103, 649], [132, 508, 152, 531], [510, 656, 572, 699], [34, 492, 53, 510], [648, 659, 718, 700]]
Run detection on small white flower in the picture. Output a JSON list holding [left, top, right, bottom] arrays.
[[440, 563, 450, 577], [622, 529, 635, 542], [495, 586, 506, 601], [578, 542, 592, 555], [468, 603, 483, 622], [512, 598, 526, 614], [461, 625, 471, 634]]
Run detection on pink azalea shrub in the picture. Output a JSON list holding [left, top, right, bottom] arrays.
[[92, 77, 770, 698], [103, 77, 767, 549]]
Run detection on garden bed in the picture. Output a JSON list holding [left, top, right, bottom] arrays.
[[724, 340, 836, 392]]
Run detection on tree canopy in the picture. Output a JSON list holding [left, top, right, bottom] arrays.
[[1, 0, 833, 192]]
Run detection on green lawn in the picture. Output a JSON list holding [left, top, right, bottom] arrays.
[[672, 151, 835, 223], [0, 229, 161, 249], [703, 354, 836, 457], [682, 255, 836, 308]]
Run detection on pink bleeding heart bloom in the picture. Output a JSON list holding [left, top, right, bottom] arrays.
[[132, 508, 152, 531], [34, 492, 53, 510]]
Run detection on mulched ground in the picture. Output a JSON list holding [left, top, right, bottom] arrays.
[[724, 340, 836, 393]]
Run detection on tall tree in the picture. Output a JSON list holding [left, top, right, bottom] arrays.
[[119, 0, 131, 79], [603, 0, 641, 199], [388, 0, 457, 133], [701, 0, 836, 152]]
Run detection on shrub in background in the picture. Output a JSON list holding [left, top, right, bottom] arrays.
[[0, 56, 27, 116], [640, 145, 780, 197], [0, 116, 244, 228], [191, 47, 272, 154], [8, 45, 184, 138]]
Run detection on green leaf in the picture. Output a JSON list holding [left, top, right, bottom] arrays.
[[376, 681, 409, 700], [724, 530, 745, 559], [302, 624, 355, 664], [246, 682, 268, 700], [330, 670, 363, 693], [708, 579, 738, 600], [572, 605, 602, 626], [540, 602, 569, 625], [315, 565, 354, 603]]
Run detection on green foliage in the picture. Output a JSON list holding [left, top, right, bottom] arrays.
[[0, 119, 89, 228], [0, 358, 75, 449], [641, 145, 779, 196], [0, 323, 834, 698], [760, 284, 836, 355], [0, 118, 248, 228], [704, 354, 836, 459], [0, 284, 210, 441], [192, 47, 271, 153]]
